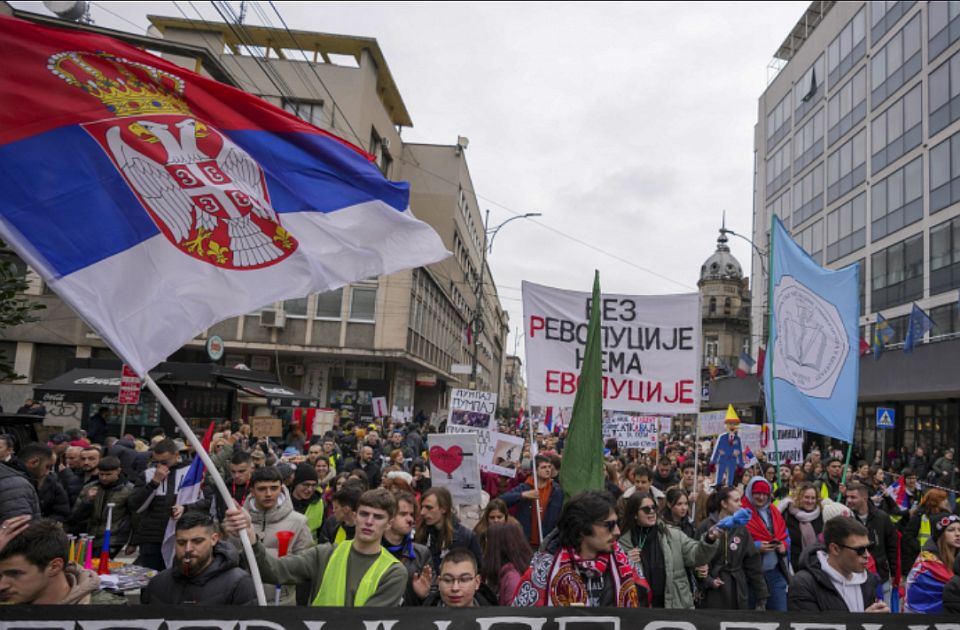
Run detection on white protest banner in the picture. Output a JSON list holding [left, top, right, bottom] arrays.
[[486, 431, 524, 477], [602, 414, 658, 450], [659, 417, 672, 436], [523, 281, 700, 414], [698, 411, 728, 436], [428, 433, 481, 505], [372, 396, 388, 417]]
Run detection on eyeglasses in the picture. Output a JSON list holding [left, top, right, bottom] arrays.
[[596, 519, 620, 531], [638, 505, 657, 514], [438, 575, 476, 586], [838, 543, 874, 556]]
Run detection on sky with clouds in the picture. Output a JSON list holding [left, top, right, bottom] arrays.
[[12, 1, 809, 356]]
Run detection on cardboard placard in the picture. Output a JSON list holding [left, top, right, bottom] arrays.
[[250, 416, 282, 438]]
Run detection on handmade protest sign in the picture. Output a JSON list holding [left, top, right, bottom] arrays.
[[428, 432, 481, 505], [523, 281, 700, 414]]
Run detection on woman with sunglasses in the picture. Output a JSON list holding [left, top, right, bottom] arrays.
[[619, 491, 721, 609], [905, 513, 960, 613], [696, 487, 767, 610]]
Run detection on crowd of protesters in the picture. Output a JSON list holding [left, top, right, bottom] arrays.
[[0, 406, 959, 614]]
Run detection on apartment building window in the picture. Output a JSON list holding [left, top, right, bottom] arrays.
[[369, 128, 392, 177], [827, 128, 866, 204], [930, 48, 960, 136], [828, 7, 867, 87], [282, 98, 325, 128], [33, 343, 75, 384], [827, 67, 867, 145], [871, 233, 923, 311], [870, 13, 921, 109], [871, 0, 917, 44], [794, 164, 824, 226], [768, 189, 792, 229], [931, 302, 959, 335], [930, 129, 960, 213], [766, 93, 792, 152], [794, 54, 825, 122], [793, 109, 824, 173], [826, 192, 866, 262], [765, 141, 791, 198], [872, 156, 923, 241], [283, 297, 309, 318], [349, 287, 377, 322], [871, 83, 922, 172], [315, 289, 343, 319], [930, 215, 960, 296], [929, 0, 960, 61], [796, 219, 824, 264]]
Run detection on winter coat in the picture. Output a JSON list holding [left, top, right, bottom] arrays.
[[387, 538, 432, 606], [900, 506, 937, 574], [498, 562, 524, 605], [141, 542, 258, 605], [944, 555, 960, 614], [499, 480, 563, 544], [788, 544, 881, 612], [784, 507, 824, 572], [127, 461, 190, 545], [696, 514, 767, 609], [421, 519, 484, 575], [619, 519, 719, 609], [59, 466, 85, 506], [241, 486, 314, 605], [68, 479, 134, 551], [0, 461, 40, 522], [851, 504, 898, 582], [347, 459, 382, 488], [106, 439, 140, 481], [36, 471, 71, 522]]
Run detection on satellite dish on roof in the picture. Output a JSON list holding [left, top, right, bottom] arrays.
[[43, 1, 89, 21]]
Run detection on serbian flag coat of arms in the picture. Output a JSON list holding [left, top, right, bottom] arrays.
[[0, 16, 448, 376]]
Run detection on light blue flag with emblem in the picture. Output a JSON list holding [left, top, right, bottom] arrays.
[[765, 216, 860, 442]]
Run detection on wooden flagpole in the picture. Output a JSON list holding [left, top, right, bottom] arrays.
[[144, 375, 267, 605]]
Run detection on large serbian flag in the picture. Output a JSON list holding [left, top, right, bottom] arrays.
[[0, 16, 448, 376]]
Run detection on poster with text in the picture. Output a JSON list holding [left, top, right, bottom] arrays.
[[447, 389, 497, 430], [486, 431, 525, 477], [602, 414, 659, 449], [428, 433, 481, 505], [523, 281, 700, 414]]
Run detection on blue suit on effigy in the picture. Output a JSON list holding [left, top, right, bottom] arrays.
[[711, 430, 744, 487]]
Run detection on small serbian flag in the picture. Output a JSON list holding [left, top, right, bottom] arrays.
[[544, 406, 555, 433], [515, 407, 524, 430], [886, 475, 909, 510], [0, 16, 448, 376], [743, 444, 758, 468], [736, 351, 755, 378]]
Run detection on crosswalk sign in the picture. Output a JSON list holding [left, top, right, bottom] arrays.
[[876, 407, 895, 429]]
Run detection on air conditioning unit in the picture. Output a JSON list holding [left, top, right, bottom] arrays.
[[260, 308, 286, 328], [284, 364, 305, 376]]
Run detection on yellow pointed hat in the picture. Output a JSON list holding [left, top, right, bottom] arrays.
[[724, 404, 740, 426]]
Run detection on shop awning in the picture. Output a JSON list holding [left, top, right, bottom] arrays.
[[34, 368, 164, 405], [221, 377, 319, 408]]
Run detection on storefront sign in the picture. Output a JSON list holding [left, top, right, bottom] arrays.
[[118, 365, 141, 405]]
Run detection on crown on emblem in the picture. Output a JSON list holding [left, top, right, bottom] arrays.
[[48, 51, 191, 118]]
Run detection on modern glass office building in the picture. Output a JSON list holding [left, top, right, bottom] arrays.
[[752, 1, 960, 455]]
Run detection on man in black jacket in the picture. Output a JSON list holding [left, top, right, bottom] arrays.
[[845, 482, 898, 602], [141, 511, 257, 605], [127, 439, 187, 570], [788, 516, 889, 612], [383, 491, 432, 605], [11, 443, 69, 522]]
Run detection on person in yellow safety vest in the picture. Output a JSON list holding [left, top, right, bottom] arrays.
[[290, 464, 325, 540], [224, 487, 408, 607], [901, 488, 951, 577], [817, 458, 844, 501], [318, 482, 361, 544]]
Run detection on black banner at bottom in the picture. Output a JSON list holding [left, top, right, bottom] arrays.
[[1, 606, 957, 630]]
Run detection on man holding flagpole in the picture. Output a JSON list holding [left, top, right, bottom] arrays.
[[127, 439, 189, 570]]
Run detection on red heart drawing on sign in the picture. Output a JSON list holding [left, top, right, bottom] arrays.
[[429, 445, 464, 475]]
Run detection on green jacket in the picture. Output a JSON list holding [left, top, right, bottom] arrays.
[[619, 521, 718, 609], [249, 539, 407, 607]]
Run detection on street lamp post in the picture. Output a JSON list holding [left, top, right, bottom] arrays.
[[470, 210, 541, 390]]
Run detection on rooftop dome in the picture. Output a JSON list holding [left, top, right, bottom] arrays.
[[700, 228, 743, 282]]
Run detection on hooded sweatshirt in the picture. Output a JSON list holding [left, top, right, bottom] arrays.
[[816, 550, 866, 612]]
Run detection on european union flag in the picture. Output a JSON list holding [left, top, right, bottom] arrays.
[[903, 303, 935, 353], [765, 216, 860, 443]]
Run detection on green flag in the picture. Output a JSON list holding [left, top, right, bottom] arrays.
[[559, 270, 604, 500]]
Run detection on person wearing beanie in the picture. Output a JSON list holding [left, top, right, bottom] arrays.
[[905, 513, 960, 613], [290, 464, 324, 538], [741, 476, 791, 611]]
